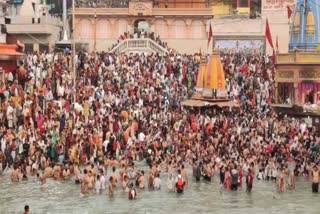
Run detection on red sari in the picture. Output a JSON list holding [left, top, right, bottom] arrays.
[[224, 171, 231, 190]]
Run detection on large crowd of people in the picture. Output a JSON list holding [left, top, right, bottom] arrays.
[[0, 49, 319, 202]]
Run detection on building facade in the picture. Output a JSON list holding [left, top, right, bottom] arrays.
[[6, 0, 63, 52], [74, 0, 212, 54], [274, 0, 320, 125], [73, 0, 297, 54], [211, 0, 296, 54]]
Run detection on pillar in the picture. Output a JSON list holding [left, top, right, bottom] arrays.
[[62, 0, 67, 36], [149, 19, 156, 34], [274, 82, 278, 103], [293, 82, 299, 105]]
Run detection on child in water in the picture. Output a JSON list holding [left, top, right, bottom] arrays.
[[128, 183, 137, 200]]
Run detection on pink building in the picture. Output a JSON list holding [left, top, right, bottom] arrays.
[[74, 0, 296, 54]]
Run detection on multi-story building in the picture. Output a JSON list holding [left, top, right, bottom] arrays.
[[6, 0, 63, 52], [211, 0, 296, 55], [74, 0, 212, 54], [274, 0, 320, 126], [73, 0, 297, 54], [0, 0, 24, 77]]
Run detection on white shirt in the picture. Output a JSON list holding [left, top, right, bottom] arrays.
[[95, 180, 101, 193], [6, 105, 14, 120], [153, 177, 161, 189], [138, 132, 145, 142], [103, 140, 109, 152], [100, 175, 106, 190], [7, 72, 13, 82]]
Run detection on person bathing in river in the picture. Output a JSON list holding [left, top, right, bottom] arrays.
[[176, 170, 185, 193], [167, 173, 175, 192], [309, 165, 319, 193], [246, 168, 254, 192], [96, 175, 102, 194], [109, 176, 115, 197], [11, 165, 19, 182], [40, 171, 46, 185], [128, 183, 137, 200]]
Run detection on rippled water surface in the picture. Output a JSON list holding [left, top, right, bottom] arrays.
[[0, 161, 319, 214]]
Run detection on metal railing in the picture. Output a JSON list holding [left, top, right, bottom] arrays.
[[75, 0, 212, 8], [109, 38, 169, 55]]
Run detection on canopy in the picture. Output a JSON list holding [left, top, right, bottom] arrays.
[[181, 99, 239, 108], [181, 99, 215, 107], [0, 44, 24, 60]]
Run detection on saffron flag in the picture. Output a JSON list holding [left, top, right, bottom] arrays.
[[287, 5, 293, 19], [317, 43, 320, 50], [265, 18, 274, 49], [207, 23, 213, 48]]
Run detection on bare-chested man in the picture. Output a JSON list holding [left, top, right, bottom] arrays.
[[40, 171, 46, 185], [310, 165, 319, 193], [11, 166, 19, 182], [80, 169, 89, 197], [110, 166, 118, 186], [44, 165, 53, 178], [181, 164, 188, 185], [87, 171, 95, 190], [62, 165, 71, 180], [53, 163, 61, 180]]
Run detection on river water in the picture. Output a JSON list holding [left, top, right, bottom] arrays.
[[0, 161, 319, 214]]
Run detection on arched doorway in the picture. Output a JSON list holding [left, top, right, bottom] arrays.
[[134, 19, 150, 34]]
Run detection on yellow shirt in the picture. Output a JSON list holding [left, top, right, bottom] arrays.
[[83, 101, 90, 117]]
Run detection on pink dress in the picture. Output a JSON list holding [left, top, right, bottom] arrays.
[[224, 171, 231, 190], [238, 170, 243, 187]]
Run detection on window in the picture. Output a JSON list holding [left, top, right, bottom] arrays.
[[278, 82, 294, 104], [39, 43, 49, 52], [239, 0, 249, 7], [250, 0, 261, 18], [25, 44, 33, 53]]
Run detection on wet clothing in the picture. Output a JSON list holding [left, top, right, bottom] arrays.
[[312, 182, 319, 193]]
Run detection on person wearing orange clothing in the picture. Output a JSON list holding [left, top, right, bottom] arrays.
[[120, 110, 129, 123]]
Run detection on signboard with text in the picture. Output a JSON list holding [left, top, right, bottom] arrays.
[[263, 0, 296, 10]]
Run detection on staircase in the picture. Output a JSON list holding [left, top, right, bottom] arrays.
[[109, 38, 169, 55]]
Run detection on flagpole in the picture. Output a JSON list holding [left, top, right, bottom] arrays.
[[72, 0, 76, 103], [207, 23, 213, 55]]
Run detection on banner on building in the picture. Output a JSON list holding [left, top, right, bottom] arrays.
[[215, 39, 265, 55], [263, 0, 295, 10]]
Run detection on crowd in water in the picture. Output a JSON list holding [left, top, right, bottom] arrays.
[[0, 50, 319, 200]]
